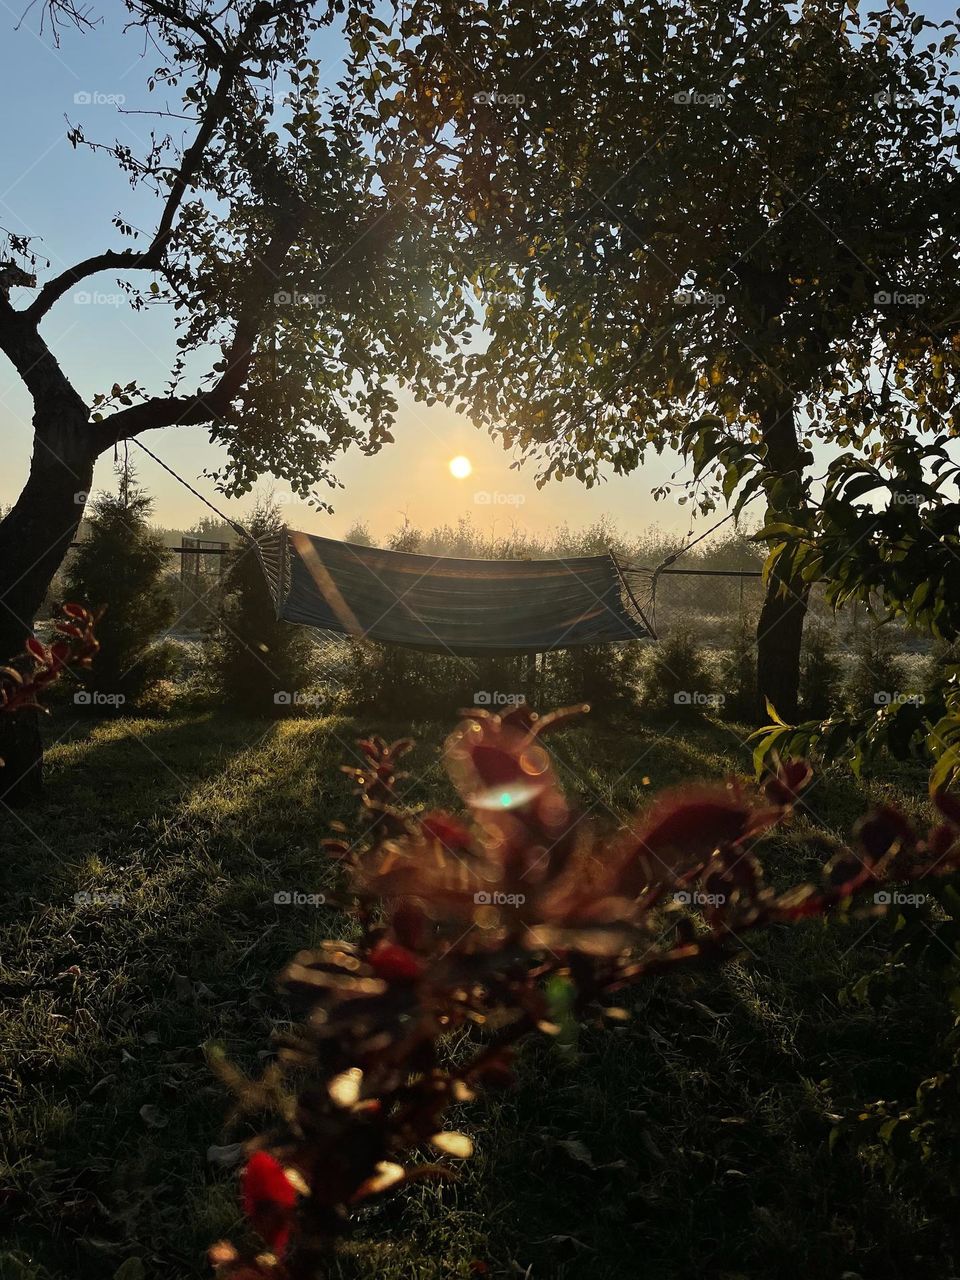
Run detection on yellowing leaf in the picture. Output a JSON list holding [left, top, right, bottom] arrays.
[[352, 1161, 406, 1199], [284, 1167, 310, 1196], [430, 1130, 474, 1158], [329, 1067, 363, 1107]]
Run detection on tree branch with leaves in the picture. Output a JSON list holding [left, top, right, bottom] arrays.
[[0, 0, 471, 800]]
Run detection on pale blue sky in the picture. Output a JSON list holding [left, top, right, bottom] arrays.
[[0, 1, 955, 542]]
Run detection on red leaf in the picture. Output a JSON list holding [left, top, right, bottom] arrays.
[[855, 806, 914, 863], [368, 941, 424, 983], [634, 788, 771, 862], [420, 812, 473, 851], [242, 1152, 298, 1254], [391, 900, 427, 951], [469, 744, 527, 788], [764, 759, 813, 806]]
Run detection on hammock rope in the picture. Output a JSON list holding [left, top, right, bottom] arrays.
[[646, 499, 763, 632], [132, 438, 250, 541], [130, 438, 284, 616]]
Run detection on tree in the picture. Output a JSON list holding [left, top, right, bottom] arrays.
[[767, 436, 960, 643], [0, 0, 470, 799], [208, 497, 317, 713], [347, 0, 960, 720], [62, 465, 176, 705]]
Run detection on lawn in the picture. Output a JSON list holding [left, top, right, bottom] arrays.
[[1, 707, 955, 1280]]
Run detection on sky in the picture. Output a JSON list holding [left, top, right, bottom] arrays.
[[0, 0, 956, 545]]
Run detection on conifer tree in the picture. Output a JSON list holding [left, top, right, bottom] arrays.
[[64, 465, 175, 706], [210, 498, 316, 714]]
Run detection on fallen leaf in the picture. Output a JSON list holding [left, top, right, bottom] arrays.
[[640, 1132, 666, 1163], [691, 1000, 725, 1020], [556, 1138, 594, 1167], [206, 1142, 244, 1168], [139, 1104, 167, 1130], [538, 1234, 593, 1252], [173, 974, 193, 1000], [112, 1261, 146, 1280]]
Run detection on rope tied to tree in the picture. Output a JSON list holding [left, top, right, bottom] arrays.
[[130, 437, 251, 544]]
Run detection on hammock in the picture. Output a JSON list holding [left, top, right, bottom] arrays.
[[256, 529, 656, 655]]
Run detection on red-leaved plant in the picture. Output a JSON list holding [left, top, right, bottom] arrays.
[[0, 604, 99, 742], [209, 704, 960, 1278]]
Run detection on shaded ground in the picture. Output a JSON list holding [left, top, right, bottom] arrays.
[[0, 708, 954, 1279]]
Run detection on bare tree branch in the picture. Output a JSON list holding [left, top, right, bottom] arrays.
[[22, 0, 296, 322], [125, 0, 229, 63], [19, 0, 99, 45], [92, 202, 304, 449], [24, 68, 236, 322]]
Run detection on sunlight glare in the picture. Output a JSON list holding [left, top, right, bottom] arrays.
[[449, 455, 473, 479]]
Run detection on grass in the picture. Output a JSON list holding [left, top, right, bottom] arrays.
[[0, 704, 956, 1279]]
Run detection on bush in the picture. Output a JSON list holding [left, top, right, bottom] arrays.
[[63, 467, 176, 706], [135, 676, 180, 718], [639, 625, 717, 718], [334, 640, 648, 721], [207, 498, 317, 714], [335, 641, 479, 716], [843, 623, 909, 717], [545, 643, 645, 712], [716, 620, 756, 721], [800, 623, 844, 720]]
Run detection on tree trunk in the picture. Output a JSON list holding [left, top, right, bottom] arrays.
[[756, 569, 808, 723], [754, 393, 809, 724], [0, 413, 95, 805]]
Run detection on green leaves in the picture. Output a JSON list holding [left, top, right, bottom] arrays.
[[772, 443, 960, 642], [343, 0, 960, 565]]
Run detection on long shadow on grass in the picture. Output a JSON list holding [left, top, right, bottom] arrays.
[[0, 710, 283, 918], [2, 711, 948, 1280], [458, 964, 955, 1280], [0, 711, 401, 1279]]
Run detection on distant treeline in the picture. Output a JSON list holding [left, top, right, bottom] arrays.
[[342, 513, 764, 569]]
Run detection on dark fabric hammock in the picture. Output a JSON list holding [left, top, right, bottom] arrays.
[[256, 530, 655, 655]]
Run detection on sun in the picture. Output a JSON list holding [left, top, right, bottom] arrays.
[[449, 455, 473, 479]]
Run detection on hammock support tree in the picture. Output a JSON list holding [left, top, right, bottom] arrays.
[[256, 529, 656, 655]]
